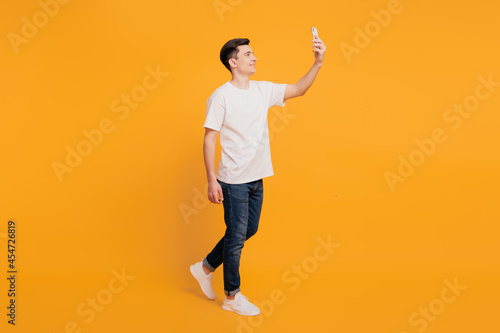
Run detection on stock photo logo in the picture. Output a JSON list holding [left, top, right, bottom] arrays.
[[229, 235, 340, 333], [50, 268, 135, 333], [385, 73, 499, 192], [7, 0, 73, 54], [399, 277, 467, 333], [51, 65, 169, 182], [213, 0, 244, 21], [339, 0, 423, 64]]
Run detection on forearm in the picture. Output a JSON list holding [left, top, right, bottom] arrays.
[[203, 138, 217, 183], [294, 62, 322, 96]]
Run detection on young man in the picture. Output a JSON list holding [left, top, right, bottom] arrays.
[[190, 34, 326, 316]]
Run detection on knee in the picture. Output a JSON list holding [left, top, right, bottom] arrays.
[[246, 225, 259, 240]]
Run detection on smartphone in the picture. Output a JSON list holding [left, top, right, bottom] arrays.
[[311, 27, 318, 39]]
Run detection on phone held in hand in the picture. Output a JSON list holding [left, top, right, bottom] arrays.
[[311, 27, 318, 39]]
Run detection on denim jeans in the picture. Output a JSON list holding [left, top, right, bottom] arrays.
[[203, 178, 264, 296]]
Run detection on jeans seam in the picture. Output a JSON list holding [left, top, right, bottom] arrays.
[[203, 258, 216, 272], [251, 179, 261, 192]]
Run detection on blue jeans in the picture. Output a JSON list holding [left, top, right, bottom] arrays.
[[203, 178, 264, 296]]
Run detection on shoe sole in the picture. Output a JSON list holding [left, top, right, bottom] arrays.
[[222, 303, 261, 316], [190, 265, 216, 300]]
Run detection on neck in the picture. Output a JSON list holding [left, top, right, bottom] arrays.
[[229, 73, 251, 90]]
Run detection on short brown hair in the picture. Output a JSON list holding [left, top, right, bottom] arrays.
[[220, 38, 250, 73]]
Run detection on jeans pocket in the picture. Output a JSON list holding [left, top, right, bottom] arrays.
[[231, 186, 249, 203]]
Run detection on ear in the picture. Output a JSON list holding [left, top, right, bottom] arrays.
[[229, 58, 237, 68]]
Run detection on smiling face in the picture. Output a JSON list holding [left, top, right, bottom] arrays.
[[229, 45, 258, 76]]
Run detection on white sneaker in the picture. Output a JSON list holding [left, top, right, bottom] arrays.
[[222, 292, 261, 316], [190, 261, 216, 300]]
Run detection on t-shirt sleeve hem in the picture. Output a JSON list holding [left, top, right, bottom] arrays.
[[203, 124, 221, 131], [277, 83, 287, 107]]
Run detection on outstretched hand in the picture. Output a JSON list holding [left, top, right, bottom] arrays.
[[311, 36, 326, 65]]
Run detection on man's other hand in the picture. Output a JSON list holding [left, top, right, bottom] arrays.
[[208, 180, 224, 204]]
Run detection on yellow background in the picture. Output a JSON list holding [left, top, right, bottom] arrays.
[[1, 0, 499, 332]]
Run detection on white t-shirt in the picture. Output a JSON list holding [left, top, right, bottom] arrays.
[[203, 80, 287, 184]]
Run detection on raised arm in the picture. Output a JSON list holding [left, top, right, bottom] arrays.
[[284, 36, 326, 101], [203, 127, 224, 204]]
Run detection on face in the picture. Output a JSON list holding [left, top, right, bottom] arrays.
[[229, 45, 258, 76]]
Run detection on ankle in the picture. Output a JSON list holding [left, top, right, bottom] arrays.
[[202, 263, 210, 275], [226, 295, 235, 300]]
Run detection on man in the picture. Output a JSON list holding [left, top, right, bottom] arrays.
[[190, 34, 326, 316]]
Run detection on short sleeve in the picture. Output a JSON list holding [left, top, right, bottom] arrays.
[[203, 92, 225, 131], [266, 81, 287, 108]]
